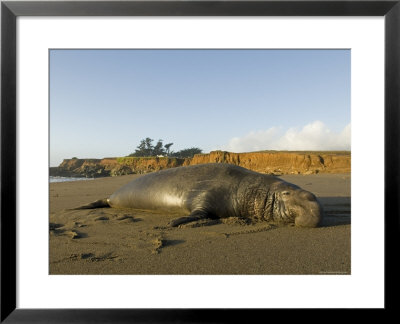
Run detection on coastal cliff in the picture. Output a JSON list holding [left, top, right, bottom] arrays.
[[50, 150, 351, 178]]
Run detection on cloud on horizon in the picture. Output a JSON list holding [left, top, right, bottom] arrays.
[[224, 121, 351, 152]]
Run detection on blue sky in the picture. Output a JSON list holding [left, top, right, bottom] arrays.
[[50, 49, 350, 166]]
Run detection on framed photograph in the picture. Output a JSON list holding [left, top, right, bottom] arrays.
[[1, 0, 398, 321]]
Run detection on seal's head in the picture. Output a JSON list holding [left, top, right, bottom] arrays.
[[270, 181, 323, 227]]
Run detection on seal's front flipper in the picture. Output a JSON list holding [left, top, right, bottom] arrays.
[[168, 210, 209, 227], [68, 198, 110, 210]]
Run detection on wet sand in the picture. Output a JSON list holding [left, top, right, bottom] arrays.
[[49, 172, 350, 274]]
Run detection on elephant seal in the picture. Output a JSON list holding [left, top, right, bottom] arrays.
[[74, 163, 323, 227]]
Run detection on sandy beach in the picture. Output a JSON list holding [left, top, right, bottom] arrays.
[[49, 172, 350, 275]]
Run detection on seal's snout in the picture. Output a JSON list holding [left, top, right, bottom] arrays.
[[300, 190, 316, 201], [294, 205, 322, 227], [294, 190, 323, 228]]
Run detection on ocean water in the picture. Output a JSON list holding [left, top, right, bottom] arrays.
[[50, 176, 95, 183]]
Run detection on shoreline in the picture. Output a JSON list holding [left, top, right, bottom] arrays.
[[50, 176, 96, 183]]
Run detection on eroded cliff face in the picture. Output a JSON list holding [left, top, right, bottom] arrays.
[[50, 151, 350, 178], [51, 157, 186, 178], [187, 151, 351, 174]]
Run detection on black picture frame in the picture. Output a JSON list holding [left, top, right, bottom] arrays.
[[1, 0, 398, 322]]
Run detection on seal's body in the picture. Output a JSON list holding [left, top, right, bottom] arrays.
[[77, 163, 323, 227]]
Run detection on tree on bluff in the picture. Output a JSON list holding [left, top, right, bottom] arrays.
[[129, 138, 167, 157], [129, 138, 202, 158], [173, 147, 202, 158], [132, 137, 154, 157], [164, 143, 173, 156], [153, 139, 165, 156]]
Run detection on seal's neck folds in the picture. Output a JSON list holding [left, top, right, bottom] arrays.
[[237, 178, 275, 221]]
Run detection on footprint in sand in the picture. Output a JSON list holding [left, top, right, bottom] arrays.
[[80, 253, 94, 259], [50, 223, 87, 239], [178, 219, 221, 228], [49, 223, 64, 230], [94, 216, 109, 221], [222, 224, 277, 238], [151, 237, 165, 254], [116, 214, 133, 221], [116, 214, 141, 223], [73, 221, 87, 228], [69, 252, 119, 262], [150, 234, 185, 254], [177, 217, 252, 228]]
